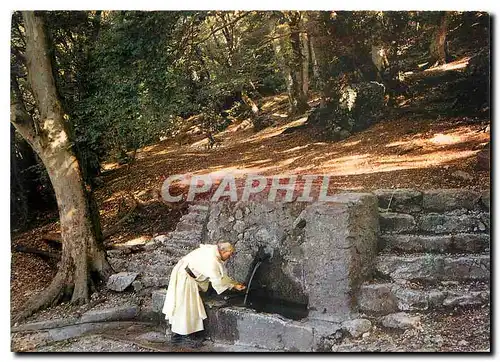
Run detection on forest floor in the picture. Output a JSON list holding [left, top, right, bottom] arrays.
[[10, 56, 491, 352]]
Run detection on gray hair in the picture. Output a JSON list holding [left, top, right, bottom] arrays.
[[217, 241, 235, 253]]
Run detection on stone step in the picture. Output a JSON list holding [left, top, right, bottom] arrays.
[[188, 204, 210, 212], [379, 212, 490, 234], [376, 254, 490, 282], [418, 212, 489, 234], [163, 231, 201, 247], [175, 222, 204, 233], [179, 212, 207, 224], [358, 281, 490, 315], [379, 233, 490, 254], [375, 189, 489, 213]]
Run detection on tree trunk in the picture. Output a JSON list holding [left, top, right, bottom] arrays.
[[300, 31, 310, 96], [305, 13, 327, 108], [429, 12, 450, 65], [11, 11, 112, 323], [270, 21, 294, 112], [287, 12, 309, 115]]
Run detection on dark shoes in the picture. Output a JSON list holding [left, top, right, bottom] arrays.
[[170, 333, 204, 348]]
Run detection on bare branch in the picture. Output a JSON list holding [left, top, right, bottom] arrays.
[[192, 11, 250, 47]]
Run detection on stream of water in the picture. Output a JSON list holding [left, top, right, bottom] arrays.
[[243, 260, 262, 306]]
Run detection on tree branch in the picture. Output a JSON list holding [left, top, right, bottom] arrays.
[[192, 12, 250, 47]]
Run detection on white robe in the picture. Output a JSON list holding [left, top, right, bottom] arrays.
[[162, 244, 237, 335]]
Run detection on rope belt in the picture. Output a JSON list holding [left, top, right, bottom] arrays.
[[185, 266, 197, 279]]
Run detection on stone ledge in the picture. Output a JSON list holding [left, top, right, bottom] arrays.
[[379, 233, 490, 253], [358, 282, 490, 314], [422, 189, 482, 212], [376, 254, 490, 282]]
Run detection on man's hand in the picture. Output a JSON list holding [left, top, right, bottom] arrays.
[[234, 283, 246, 291]]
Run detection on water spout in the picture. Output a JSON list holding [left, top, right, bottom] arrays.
[[243, 260, 262, 306], [243, 252, 270, 306]]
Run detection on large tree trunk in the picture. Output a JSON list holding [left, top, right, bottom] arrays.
[[305, 12, 327, 107], [287, 12, 309, 115], [429, 11, 450, 65], [11, 11, 112, 323], [270, 21, 294, 112]]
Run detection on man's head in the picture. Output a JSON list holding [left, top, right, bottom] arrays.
[[217, 242, 235, 261]]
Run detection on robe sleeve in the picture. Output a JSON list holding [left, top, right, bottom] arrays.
[[193, 258, 237, 294], [187, 245, 238, 295]]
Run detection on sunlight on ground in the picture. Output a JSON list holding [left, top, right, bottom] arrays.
[[261, 94, 289, 110], [119, 236, 149, 246], [246, 117, 308, 143], [426, 57, 471, 72], [279, 144, 311, 153], [429, 133, 464, 145], [386, 126, 489, 149], [342, 140, 362, 147], [318, 150, 479, 176]]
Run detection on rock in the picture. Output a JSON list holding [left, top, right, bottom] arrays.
[[380, 234, 452, 253], [153, 235, 168, 244], [132, 280, 143, 292], [136, 331, 168, 343], [80, 306, 139, 323], [458, 340, 469, 347], [362, 332, 370, 339], [151, 289, 167, 313], [376, 255, 489, 282], [144, 242, 158, 252], [434, 334, 444, 347], [422, 189, 481, 212], [233, 220, 246, 233], [106, 250, 126, 258], [307, 82, 385, 140], [342, 319, 372, 338], [452, 233, 490, 253], [374, 189, 422, 213], [380, 312, 421, 330], [476, 143, 490, 170], [106, 272, 139, 292], [481, 190, 490, 210], [442, 291, 489, 307], [235, 209, 243, 220], [379, 212, 416, 233], [293, 211, 307, 229], [451, 171, 474, 182], [418, 213, 489, 234], [358, 283, 398, 314]]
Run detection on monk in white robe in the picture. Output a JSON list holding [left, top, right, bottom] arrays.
[[162, 242, 245, 345]]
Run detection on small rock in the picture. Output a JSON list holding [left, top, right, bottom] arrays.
[[154, 235, 168, 244], [380, 312, 421, 330], [458, 340, 469, 347], [362, 332, 370, 339], [233, 220, 246, 233], [235, 209, 243, 220], [434, 334, 444, 347], [106, 272, 139, 292], [228, 216, 235, 222], [342, 318, 372, 338], [451, 171, 474, 182], [132, 280, 143, 292]]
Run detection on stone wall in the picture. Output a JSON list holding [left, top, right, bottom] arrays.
[[204, 193, 380, 322]]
